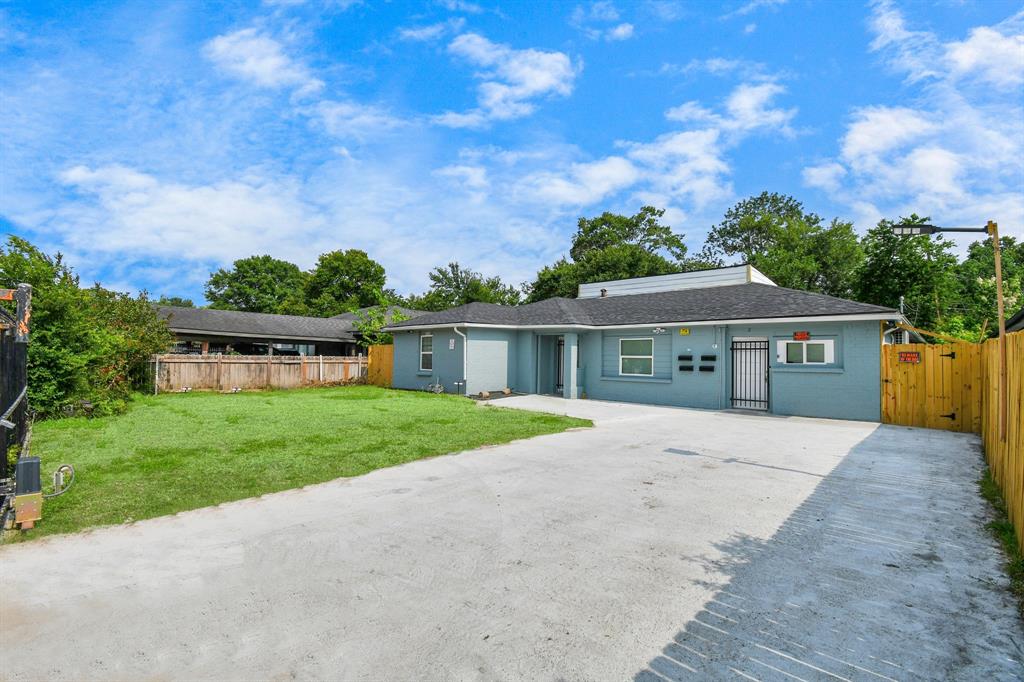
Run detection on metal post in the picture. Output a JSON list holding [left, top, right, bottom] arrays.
[[988, 221, 1008, 441]]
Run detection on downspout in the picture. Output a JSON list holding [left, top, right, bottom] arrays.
[[453, 326, 468, 395]]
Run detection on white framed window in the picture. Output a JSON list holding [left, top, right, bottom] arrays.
[[619, 337, 654, 376], [419, 333, 433, 371], [777, 339, 835, 365]]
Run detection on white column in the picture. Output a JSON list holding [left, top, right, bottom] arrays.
[[562, 333, 578, 399]]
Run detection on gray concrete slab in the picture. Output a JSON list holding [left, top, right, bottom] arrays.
[[1, 396, 1020, 680]]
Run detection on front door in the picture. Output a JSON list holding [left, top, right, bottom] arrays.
[[554, 336, 564, 393], [731, 337, 769, 410]]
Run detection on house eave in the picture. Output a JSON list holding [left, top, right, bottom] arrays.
[[168, 327, 356, 343], [384, 311, 901, 332]]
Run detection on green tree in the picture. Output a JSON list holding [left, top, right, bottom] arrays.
[[701, 192, 863, 297], [951, 235, 1023, 339], [156, 295, 194, 307], [305, 249, 387, 316], [526, 206, 700, 302], [0, 236, 173, 416], [353, 306, 409, 347], [854, 216, 959, 331], [409, 262, 521, 311], [205, 255, 306, 313]]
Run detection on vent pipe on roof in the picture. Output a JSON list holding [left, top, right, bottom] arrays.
[[600, 288, 608, 298]]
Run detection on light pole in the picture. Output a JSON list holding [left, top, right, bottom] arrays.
[[893, 221, 1007, 440]]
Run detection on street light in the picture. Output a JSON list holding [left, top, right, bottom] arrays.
[[893, 220, 1007, 440]]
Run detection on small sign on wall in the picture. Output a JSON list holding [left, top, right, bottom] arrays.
[[898, 351, 921, 364], [793, 331, 811, 340], [449, 338, 456, 350], [678, 328, 690, 336]]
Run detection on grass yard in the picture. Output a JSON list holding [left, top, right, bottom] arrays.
[[20, 386, 590, 539]]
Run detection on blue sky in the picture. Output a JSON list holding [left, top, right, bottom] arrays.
[[2, 0, 1022, 302]]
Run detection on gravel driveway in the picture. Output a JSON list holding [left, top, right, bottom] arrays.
[[2, 397, 1020, 680]]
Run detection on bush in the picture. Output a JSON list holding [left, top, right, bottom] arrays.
[[0, 236, 173, 417]]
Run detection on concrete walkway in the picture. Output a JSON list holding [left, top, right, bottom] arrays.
[[1, 397, 1020, 680]]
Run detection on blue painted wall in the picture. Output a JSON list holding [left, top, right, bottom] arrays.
[[392, 320, 882, 421], [392, 328, 466, 394], [582, 325, 725, 410]]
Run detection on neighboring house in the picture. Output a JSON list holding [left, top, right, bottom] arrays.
[[384, 265, 905, 422], [1007, 307, 1024, 333], [157, 305, 428, 356]]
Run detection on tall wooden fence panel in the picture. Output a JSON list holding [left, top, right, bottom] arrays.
[[367, 345, 394, 388], [152, 355, 367, 392], [881, 341, 983, 433], [981, 332, 1023, 549], [882, 332, 1023, 549]]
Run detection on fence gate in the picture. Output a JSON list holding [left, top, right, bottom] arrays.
[[731, 338, 769, 410], [881, 341, 982, 433]]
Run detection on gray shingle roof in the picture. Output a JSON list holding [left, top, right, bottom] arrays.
[[330, 306, 429, 322], [156, 306, 357, 341], [385, 283, 898, 330]]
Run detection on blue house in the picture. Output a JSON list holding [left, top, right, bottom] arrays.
[[384, 265, 903, 421]]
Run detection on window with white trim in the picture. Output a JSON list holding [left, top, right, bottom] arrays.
[[419, 333, 433, 371], [777, 339, 835, 364], [619, 338, 654, 376]]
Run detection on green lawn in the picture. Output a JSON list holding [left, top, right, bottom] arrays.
[[20, 386, 590, 539]]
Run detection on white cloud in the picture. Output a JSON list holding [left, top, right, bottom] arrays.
[[315, 100, 406, 140], [434, 164, 489, 190], [437, 0, 484, 14], [571, 3, 636, 41], [607, 23, 635, 41], [203, 28, 323, 96], [434, 33, 581, 127], [802, 162, 846, 193], [658, 57, 773, 81], [743, 23, 757, 34], [521, 156, 640, 205], [804, 2, 1024, 239], [516, 80, 796, 211], [723, 0, 787, 20], [840, 106, 936, 163], [945, 23, 1024, 89], [57, 165, 326, 263], [398, 18, 466, 42]]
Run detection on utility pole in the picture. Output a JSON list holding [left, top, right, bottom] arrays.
[[892, 220, 1008, 440]]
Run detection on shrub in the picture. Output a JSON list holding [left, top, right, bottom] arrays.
[[0, 236, 173, 417]]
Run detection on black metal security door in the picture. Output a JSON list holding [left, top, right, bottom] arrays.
[[554, 336, 565, 393], [731, 338, 769, 410]]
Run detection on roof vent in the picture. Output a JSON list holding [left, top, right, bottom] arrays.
[[600, 288, 608, 298]]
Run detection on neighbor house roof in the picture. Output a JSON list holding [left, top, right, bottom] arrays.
[[384, 283, 899, 331], [156, 306, 358, 342], [1007, 307, 1024, 333]]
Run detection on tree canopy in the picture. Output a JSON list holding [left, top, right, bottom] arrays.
[[701, 192, 864, 298], [408, 262, 521, 311], [0, 236, 173, 416], [525, 206, 706, 302], [205, 255, 307, 314], [303, 249, 388, 316]]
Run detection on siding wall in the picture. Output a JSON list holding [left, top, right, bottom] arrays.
[[391, 328, 465, 394], [391, 327, 519, 396], [582, 326, 725, 409], [465, 328, 515, 395], [392, 320, 882, 421]]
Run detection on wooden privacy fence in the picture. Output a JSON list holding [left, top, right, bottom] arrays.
[[981, 332, 1023, 549], [882, 331, 1023, 548], [881, 340, 983, 433], [366, 344, 394, 388], [152, 355, 367, 392]]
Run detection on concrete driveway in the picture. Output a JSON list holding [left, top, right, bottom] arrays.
[[2, 397, 1020, 681]]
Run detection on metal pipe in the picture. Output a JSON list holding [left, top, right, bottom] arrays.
[[453, 327, 467, 395]]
